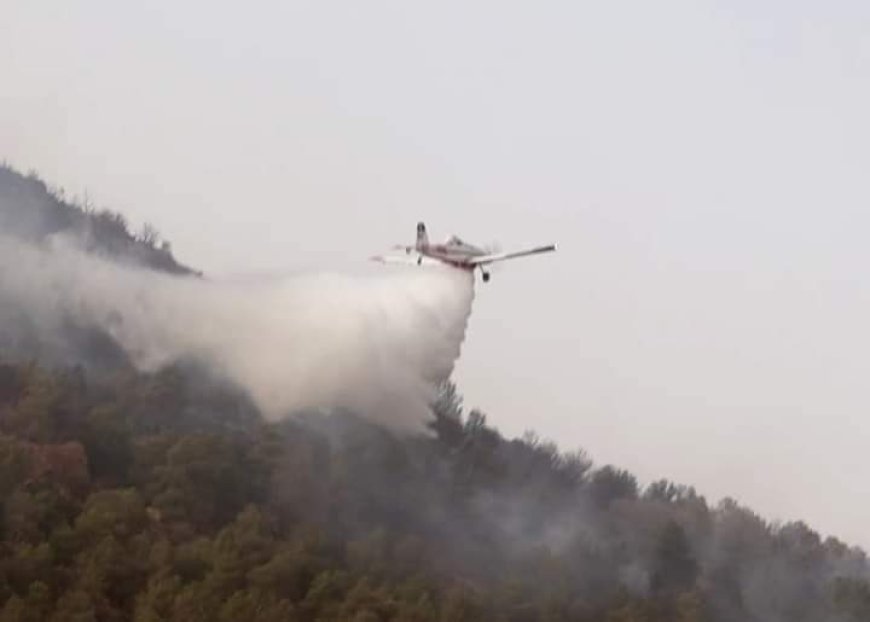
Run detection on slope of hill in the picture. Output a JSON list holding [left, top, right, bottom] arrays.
[[0, 165, 196, 276], [0, 166, 199, 373], [0, 167, 868, 621]]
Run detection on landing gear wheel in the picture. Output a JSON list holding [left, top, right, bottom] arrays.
[[482, 272, 491, 283]]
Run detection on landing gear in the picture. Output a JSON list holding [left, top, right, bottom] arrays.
[[482, 271, 491, 283], [417, 255, 423, 266]]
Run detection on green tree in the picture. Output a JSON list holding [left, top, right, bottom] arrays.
[[75, 489, 148, 542], [132, 573, 182, 622], [589, 465, 638, 508], [0, 581, 52, 622], [82, 405, 132, 483], [439, 587, 484, 622], [152, 435, 253, 530], [0, 435, 31, 498], [49, 589, 98, 622], [218, 589, 297, 622], [832, 577, 870, 621], [5, 368, 85, 442], [650, 521, 698, 595]]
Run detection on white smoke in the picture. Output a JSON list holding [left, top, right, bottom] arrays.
[[0, 234, 475, 431]]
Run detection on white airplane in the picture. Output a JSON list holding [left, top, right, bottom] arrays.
[[372, 222, 556, 282]]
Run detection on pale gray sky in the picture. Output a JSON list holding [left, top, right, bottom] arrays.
[[4, 1, 870, 546]]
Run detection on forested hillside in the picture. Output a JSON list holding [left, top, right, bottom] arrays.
[[1, 365, 869, 622], [1, 167, 869, 621], [0, 165, 195, 277], [0, 165, 198, 374]]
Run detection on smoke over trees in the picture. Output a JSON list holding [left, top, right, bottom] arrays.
[[0, 164, 475, 432], [0, 165, 869, 621]]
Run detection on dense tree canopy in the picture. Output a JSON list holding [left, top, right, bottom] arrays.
[[0, 362, 867, 622]]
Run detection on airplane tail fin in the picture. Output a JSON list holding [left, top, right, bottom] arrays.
[[416, 222, 429, 250]]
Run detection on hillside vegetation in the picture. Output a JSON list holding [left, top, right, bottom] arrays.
[[0, 165, 196, 277], [1, 166, 869, 621]]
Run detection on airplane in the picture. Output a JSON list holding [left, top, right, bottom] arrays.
[[372, 222, 556, 282]]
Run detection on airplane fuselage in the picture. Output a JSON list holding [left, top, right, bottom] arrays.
[[415, 238, 486, 268]]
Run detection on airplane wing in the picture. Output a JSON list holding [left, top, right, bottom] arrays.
[[465, 244, 556, 266]]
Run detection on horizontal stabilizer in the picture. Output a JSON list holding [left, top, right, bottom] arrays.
[[370, 254, 434, 267]]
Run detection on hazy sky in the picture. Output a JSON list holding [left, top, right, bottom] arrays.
[[4, 1, 870, 547]]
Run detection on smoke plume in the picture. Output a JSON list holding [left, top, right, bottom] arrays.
[[0, 233, 475, 431]]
